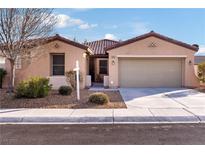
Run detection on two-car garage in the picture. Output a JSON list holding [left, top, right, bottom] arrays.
[[106, 31, 199, 88], [118, 58, 183, 88]]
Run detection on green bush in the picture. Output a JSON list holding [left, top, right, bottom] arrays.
[[198, 62, 205, 83], [0, 68, 7, 88], [58, 86, 72, 95], [88, 92, 109, 104], [15, 77, 52, 98]]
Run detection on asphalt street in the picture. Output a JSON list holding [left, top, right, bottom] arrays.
[[1, 123, 205, 145]]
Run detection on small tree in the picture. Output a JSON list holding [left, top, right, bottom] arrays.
[[65, 70, 83, 89], [0, 9, 57, 92], [198, 62, 205, 83]]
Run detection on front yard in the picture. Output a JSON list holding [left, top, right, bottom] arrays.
[[0, 89, 126, 109]]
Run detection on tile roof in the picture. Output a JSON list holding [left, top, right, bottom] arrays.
[[105, 31, 199, 52], [33, 34, 89, 50], [84, 39, 119, 55], [0, 34, 89, 51], [195, 56, 205, 64]]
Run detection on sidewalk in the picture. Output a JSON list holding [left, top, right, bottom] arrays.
[[1, 108, 205, 124]]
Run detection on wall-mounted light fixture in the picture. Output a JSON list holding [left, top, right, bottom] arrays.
[[111, 56, 115, 65], [188, 60, 192, 65]]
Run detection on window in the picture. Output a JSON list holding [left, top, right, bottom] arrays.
[[52, 54, 65, 75], [15, 56, 22, 69], [99, 59, 108, 74]]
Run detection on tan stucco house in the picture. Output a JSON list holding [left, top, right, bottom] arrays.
[[2, 34, 92, 89], [1, 31, 200, 89]]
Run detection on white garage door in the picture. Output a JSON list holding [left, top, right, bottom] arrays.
[[119, 58, 182, 87]]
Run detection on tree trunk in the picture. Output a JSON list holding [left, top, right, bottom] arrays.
[[8, 59, 15, 93]]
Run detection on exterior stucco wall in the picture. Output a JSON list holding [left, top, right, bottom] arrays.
[[107, 36, 199, 88], [3, 40, 88, 89]]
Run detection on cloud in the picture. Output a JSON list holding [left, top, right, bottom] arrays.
[[79, 23, 98, 30], [104, 33, 117, 40], [56, 14, 97, 30], [195, 45, 205, 56]]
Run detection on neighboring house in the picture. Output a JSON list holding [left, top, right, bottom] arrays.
[[1, 31, 200, 89], [84, 39, 118, 83], [194, 56, 205, 76], [195, 56, 205, 65], [2, 34, 92, 89]]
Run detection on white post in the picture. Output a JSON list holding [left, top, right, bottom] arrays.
[[74, 60, 80, 101]]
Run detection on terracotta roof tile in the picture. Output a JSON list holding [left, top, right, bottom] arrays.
[[105, 31, 199, 52], [84, 39, 119, 55]]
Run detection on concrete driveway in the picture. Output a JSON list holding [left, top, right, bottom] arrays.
[[119, 88, 205, 108], [119, 88, 205, 121]]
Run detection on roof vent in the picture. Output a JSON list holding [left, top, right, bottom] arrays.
[[150, 30, 154, 33], [55, 34, 60, 37]]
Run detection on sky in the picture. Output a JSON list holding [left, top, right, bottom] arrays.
[[53, 8, 205, 56]]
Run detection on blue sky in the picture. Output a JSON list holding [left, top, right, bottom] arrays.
[[53, 8, 205, 56]]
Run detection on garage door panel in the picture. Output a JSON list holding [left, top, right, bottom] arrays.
[[119, 58, 182, 87]]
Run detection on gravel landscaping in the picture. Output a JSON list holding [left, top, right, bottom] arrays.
[[0, 89, 126, 109]]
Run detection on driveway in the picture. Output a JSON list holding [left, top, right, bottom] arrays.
[[119, 88, 205, 120]]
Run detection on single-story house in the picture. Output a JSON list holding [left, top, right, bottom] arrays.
[[1, 31, 200, 89]]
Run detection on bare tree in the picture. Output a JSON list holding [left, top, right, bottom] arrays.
[[0, 8, 57, 92]]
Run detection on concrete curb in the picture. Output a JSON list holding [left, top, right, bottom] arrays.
[[0, 116, 202, 124], [0, 108, 204, 124]]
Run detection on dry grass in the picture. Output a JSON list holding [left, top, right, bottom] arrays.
[[0, 89, 126, 109]]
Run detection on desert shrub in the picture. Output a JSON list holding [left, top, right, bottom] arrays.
[[198, 62, 205, 83], [88, 92, 109, 104], [65, 70, 83, 89], [15, 77, 52, 98], [58, 86, 72, 95], [0, 68, 7, 88]]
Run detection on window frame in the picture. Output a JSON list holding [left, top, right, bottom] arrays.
[[51, 53, 65, 76], [99, 59, 108, 75]]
